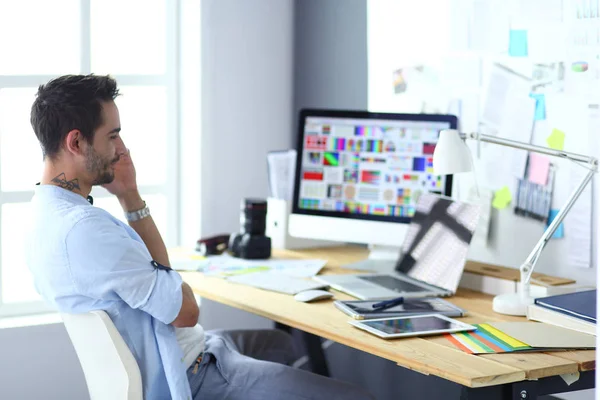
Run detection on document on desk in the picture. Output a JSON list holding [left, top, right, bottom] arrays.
[[202, 255, 327, 278], [168, 248, 208, 271]]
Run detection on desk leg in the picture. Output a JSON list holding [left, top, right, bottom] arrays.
[[275, 323, 331, 377], [301, 331, 331, 377]]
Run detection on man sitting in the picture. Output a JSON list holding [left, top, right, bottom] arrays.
[[26, 74, 375, 400]]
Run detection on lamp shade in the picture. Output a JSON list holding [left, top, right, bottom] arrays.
[[432, 129, 473, 175]]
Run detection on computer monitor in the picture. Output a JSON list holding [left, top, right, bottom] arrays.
[[288, 109, 457, 266]]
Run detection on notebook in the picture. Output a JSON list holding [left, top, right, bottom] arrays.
[[527, 304, 595, 336], [534, 290, 596, 324]]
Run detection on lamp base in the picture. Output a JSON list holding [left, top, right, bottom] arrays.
[[492, 292, 534, 316]]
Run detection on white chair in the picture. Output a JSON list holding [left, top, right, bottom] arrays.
[[61, 310, 143, 400]]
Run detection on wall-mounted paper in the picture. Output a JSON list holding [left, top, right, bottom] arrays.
[[528, 153, 550, 186], [564, 166, 593, 268], [492, 186, 512, 209], [501, 94, 536, 179], [482, 65, 531, 129], [481, 64, 535, 184], [508, 30, 529, 57], [546, 128, 565, 150]]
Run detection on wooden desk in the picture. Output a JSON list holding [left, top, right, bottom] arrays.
[[182, 246, 595, 400]]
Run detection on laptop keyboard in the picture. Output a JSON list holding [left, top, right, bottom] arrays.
[[358, 275, 428, 292]]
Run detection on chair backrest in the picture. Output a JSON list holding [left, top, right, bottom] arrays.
[[61, 311, 143, 400]]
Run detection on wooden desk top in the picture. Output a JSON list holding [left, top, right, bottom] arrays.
[[181, 246, 595, 388]]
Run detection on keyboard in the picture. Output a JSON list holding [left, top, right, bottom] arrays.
[[227, 271, 329, 295]]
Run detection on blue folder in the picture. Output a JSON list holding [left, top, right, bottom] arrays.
[[535, 290, 596, 324]]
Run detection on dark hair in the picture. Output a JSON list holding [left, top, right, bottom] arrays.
[[30, 74, 120, 160]]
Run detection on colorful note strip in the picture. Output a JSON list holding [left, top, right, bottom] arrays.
[[445, 323, 532, 354], [529, 93, 546, 121], [528, 153, 550, 186], [547, 209, 565, 239], [492, 186, 512, 209], [547, 128, 565, 150], [508, 30, 528, 57]]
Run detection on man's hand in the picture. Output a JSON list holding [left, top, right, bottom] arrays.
[[103, 149, 143, 211]]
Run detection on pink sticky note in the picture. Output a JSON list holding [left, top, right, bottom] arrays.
[[528, 153, 550, 186]]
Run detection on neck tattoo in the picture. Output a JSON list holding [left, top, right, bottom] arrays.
[[51, 173, 81, 192]]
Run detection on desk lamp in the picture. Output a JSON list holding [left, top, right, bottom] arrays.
[[433, 129, 598, 316]]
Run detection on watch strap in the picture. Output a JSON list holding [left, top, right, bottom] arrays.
[[124, 201, 151, 222]]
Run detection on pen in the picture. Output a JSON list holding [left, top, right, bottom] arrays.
[[372, 296, 404, 310]]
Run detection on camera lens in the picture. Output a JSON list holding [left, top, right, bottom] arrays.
[[240, 198, 267, 235]]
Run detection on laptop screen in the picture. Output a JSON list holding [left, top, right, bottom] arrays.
[[395, 193, 481, 293]]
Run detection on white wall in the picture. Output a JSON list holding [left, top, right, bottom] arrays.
[[199, 0, 294, 237]]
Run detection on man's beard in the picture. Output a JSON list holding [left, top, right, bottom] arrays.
[[86, 147, 119, 185]]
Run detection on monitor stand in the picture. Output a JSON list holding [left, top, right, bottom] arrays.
[[342, 245, 402, 273]]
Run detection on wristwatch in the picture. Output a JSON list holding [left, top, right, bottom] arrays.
[[124, 201, 151, 222]]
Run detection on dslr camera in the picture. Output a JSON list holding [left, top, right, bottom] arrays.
[[229, 198, 272, 259]]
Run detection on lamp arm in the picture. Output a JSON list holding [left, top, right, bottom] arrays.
[[520, 168, 595, 286], [459, 132, 598, 166], [455, 130, 598, 298]]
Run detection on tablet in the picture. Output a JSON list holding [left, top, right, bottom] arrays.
[[348, 314, 476, 339], [334, 298, 466, 320]]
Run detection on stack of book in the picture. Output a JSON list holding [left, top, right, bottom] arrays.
[[527, 290, 596, 336]]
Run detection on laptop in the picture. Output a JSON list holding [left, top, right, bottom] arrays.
[[315, 193, 481, 300]]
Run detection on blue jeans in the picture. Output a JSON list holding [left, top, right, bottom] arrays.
[[187, 329, 375, 400]]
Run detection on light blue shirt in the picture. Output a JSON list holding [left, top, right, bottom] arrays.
[[26, 185, 192, 400]]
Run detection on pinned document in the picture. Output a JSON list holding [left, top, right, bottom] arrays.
[[546, 129, 565, 150], [564, 166, 593, 268], [267, 149, 297, 201], [492, 186, 512, 209]]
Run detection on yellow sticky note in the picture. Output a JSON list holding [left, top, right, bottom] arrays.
[[492, 186, 512, 210], [547, 128, 565, 150]]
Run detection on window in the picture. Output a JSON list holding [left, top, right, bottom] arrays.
[[0, 0, 181, 317]]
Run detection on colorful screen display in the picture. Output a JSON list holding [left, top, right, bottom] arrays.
[[297, 116, 451, 219]]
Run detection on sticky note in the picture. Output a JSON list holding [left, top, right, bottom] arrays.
[[529, 93, 546, 121], [509, 30, 528, 57], [492, 186, 512, 209], [546, 128, 565, 150], [547, 209, 564, 239], [528, 153, 551, 186]]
